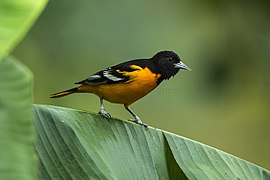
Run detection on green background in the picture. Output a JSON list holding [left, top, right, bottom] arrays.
[[13, 0, 270, 169]]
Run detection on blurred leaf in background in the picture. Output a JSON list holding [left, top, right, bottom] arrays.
[[0, 0, 47, 179], [0, 0, 47, 61], [0, 56, 35, 179], [13, 0, 270, 169]]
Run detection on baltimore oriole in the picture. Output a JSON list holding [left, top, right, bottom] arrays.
[[50, 51, 191, 127]]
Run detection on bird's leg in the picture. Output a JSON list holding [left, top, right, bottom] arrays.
[[98, 98, 111, 118], [124, 105, 148, 128]]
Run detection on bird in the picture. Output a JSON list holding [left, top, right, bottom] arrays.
[[50, 50, 191, 127]]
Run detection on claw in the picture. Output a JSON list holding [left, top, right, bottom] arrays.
[[129, 119, 148, 128], [99, 109, 111, 118], [125, 105, 148, 128], [99, 98, 111, 118]]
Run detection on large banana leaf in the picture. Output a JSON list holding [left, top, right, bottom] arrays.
[[0, 0, 47, 61], [34, 105, 270, 179], [0, 56, 35, 179]]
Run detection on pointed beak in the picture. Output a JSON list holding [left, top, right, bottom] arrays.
[[174, 61, 191, 71]]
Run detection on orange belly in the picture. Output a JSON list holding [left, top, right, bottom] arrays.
[[78, 67, 161, 106]]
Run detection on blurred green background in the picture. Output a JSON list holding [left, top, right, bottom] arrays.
[[13, 0, 270, 169]]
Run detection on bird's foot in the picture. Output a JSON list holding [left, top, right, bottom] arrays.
[[99, 108, 111, 118], [129, 118, 148, 128]]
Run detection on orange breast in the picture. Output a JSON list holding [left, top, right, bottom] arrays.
[[78, 67, 161, 106]]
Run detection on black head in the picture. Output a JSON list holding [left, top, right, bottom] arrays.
[[152, 51, 191, 80]]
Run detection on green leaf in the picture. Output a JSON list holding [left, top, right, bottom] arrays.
[[33, 105, 270, 179], [34, 105, 186, 179], [165, 134, 270, 179], [0, 0, 48, 61], [0, 56, 36, 179]]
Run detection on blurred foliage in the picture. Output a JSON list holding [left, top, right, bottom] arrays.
[[0, 56, 35, 180], [0, 0, 47, 61], [0, 0, 47, 179], [13, 0, 270, 169]]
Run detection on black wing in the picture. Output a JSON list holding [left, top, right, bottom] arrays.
[[75, 59, 150, 86]]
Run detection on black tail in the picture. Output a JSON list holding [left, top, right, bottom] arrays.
[[50, 87, 78, 98]]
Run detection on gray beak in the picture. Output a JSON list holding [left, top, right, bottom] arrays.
[[174, 61, 191, 71]]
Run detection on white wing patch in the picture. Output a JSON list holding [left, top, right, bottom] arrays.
[[103, 70, 124, 81], [88, 74, 101, 80]]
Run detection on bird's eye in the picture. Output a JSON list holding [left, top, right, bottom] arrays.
[[168, 57, 173, 62]]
